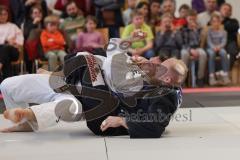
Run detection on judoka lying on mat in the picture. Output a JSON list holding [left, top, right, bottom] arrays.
[[0, 30, 188, 138]]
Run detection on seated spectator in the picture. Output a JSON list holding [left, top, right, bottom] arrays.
[[23, 5, 44, 73], [24, 0, 48, 19], [76, 15, 104, 51], [40, 15, 66, 71], [161, 0, 186, 29], [192, 0, 225, 13], [59, 1, 85, 51], [207, 13, 230, 86], [154, 13, 182, 60], [123, 0, 137, 26], [94, 0, 124, 38], [220, 3, 240, 69], [54, 0, 94, 17], [136, 1, 150, 23], [177, 4, 190, 27], [0, 5, 24, 79], [121, 10, 154, 59], [23, 5, 44, 40], [197, 0, 219, 27], [148, 0, 161, 28], [180, 10, 207, 87]]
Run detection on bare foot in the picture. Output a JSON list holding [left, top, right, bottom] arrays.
[[0, 122, 33, 133], [3, 108, 36, 123]]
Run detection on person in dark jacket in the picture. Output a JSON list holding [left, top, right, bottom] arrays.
[[1, 32, 188, 138], [220, 3, 239, 69], [154, 13, 183, 60]]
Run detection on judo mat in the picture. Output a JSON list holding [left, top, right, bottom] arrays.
[[1, 106, 240, 160], [1, 87, 240, 160]]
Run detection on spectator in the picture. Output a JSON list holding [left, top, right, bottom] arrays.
[[59, 1, 85, 51], [121, 10, 154, 59], [207, 13, 230, 86], [175, 4, 190, 29], [136, 1, 149, 23], [0, 5, 24, 79], [154, 13, 182, 60], [180, 10, 207, 87], [76, 15, 104, 51], [94, 0, 124, 38], [40, 15, 66, 71], [220, 3, 240, 69], [23, 5, 44, 73], [161, 0, 175, 15], [123, 0, 137, 26], [197, 0, 219, 27], [192, 0, 225, 13], [54, 0, 94, 17], [161, 0, 186, 29], [24, 0, 48, 19], [148, 0, 161, 28]]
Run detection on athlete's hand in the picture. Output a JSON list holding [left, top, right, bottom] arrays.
[[37, 68, 52, 75], [131, 55, 148, 64], [100, 116, 128, 132]]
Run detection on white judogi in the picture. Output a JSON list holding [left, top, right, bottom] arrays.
[[1, 74, 81, 130]]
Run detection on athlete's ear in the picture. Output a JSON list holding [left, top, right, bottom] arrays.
[[159, 76, 171, 84]]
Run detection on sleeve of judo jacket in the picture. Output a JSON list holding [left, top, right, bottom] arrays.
[[126, 92, 178, 138]]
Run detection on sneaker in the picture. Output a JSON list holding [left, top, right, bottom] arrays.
[[222, 75, 231, 85], [209, 76, 218, 86]]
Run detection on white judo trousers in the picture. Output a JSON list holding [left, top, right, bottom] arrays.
[[1, 74, 82, 130]]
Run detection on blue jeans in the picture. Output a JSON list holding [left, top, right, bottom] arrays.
[[143, 49, 155, 59], [207, 48, 229, 74]]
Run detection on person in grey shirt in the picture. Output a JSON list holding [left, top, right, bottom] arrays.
[[122, 0, 137, 26], [207, 13, 230, 86]]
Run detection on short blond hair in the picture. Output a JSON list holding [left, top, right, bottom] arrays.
[[44, 15, 60, 25], [168, 58, 188, 86]]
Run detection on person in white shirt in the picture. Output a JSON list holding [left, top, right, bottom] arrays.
[[197, 0, 219, 27], [0, 5, 24, 79]]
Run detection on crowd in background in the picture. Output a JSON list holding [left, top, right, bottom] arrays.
[[0, 0, 239, 87]]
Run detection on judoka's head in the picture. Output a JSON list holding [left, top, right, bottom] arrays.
[[139, 58, 188, 86]]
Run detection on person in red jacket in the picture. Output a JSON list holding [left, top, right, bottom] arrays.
[[40, 15, 66, 71]]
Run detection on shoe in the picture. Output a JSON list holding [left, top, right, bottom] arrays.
[[222, 75, 231, 85], [209, 76, 218, 86]]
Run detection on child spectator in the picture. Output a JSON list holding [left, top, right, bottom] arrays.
[[154, 13, 182, 60], [123, 0, 137, 26], [121, 10, 154, 59], [40, 15, 66, 71], [136, 1, 149, 23], [0, 5, 24, 79], [207, 13, 230, 85], [76, 15, 104, 51], [173, 4, 190, 29], [181, 10, 207, 87], [161, 0, 186, 29]]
